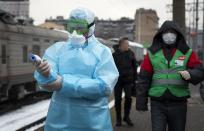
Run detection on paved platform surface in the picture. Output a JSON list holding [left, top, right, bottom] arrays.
[[113, 85, 204, 131]]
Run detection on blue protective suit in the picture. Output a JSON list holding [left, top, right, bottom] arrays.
[[34, 35, 119, 131]]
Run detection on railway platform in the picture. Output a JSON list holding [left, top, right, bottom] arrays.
[[113, 85, 204, 131]]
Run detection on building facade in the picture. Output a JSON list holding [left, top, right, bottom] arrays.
[[45, 16, 135, 41], [45, 16, 67, 28], [95, 17, 135, 41], [0, 0, 29, 18], [134, 8, 159, 46], [38, 22, 65, 30]]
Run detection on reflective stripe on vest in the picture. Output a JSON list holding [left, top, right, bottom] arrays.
[[152, 79, 188, 86], [154, 68, 183, 74]]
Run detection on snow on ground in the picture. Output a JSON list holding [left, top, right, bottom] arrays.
[[0, 99, 50, 131], [0, 93, 125, 131]]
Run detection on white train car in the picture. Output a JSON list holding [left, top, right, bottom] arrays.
[[0, 15, 67, 101]]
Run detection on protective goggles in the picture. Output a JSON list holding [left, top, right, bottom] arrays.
[[66, 19, 94, 35]]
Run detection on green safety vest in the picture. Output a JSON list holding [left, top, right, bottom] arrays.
[[148, 49, 192, 97]]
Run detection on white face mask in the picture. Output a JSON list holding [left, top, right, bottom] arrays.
[[68, 30, 86, 48], [162, 32, 177, 45]]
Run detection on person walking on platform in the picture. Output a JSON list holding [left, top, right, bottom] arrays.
[[113, 37, 138, 127], [136, 20, 204, 131], [33, 7, 119, 131]]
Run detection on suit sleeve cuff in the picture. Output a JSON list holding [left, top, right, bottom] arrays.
[[34, 69, 58, 85]]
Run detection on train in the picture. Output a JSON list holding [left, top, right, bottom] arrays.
[[0, 10, 145, 101], [0, 11, 68, 101]]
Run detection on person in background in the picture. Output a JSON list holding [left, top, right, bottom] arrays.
[[33, 7, 119, 131], [113, 37, 137, 127], [136, 20, 204, 131]]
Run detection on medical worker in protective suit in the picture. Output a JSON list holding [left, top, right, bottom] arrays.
[[33, 7, 119, 131], [136, 20, 204, 131]]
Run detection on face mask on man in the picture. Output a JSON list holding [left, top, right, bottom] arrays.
[[162, 32, 177, 45], [68, 30, 86, 48]]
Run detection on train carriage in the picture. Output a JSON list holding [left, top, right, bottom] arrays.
[[0, 19, 67, 101]]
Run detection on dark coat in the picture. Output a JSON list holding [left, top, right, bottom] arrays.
[[113, 49, 137, 84]]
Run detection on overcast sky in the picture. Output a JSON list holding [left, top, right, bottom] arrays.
[[30, 0, 196, 26]]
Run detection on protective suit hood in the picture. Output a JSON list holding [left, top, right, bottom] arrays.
[[69, 7, 95, 37], [149, 20, 190, 54]]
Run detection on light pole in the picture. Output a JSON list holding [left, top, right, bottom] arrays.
[[195, 0, 199, 52], [173, 0, 186, 33], [202, 0, 204, 61]]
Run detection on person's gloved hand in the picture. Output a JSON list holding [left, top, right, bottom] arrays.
[[42, 75, 62, 91], [35, 60, 51, 77], [178, 70, 191, 80]]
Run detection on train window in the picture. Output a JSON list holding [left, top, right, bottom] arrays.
[[32, 45, 40, 56], [1, 45, 6, 64], [22, 46, 28, 63], [44, 39, 50, 43], [33, 38, 40, 42]]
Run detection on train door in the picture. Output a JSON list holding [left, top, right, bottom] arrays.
[[0, 40, 8, 79], [0, 39, 9, 99]]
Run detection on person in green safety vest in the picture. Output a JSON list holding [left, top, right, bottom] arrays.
[[136, 20, 204, 131]]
